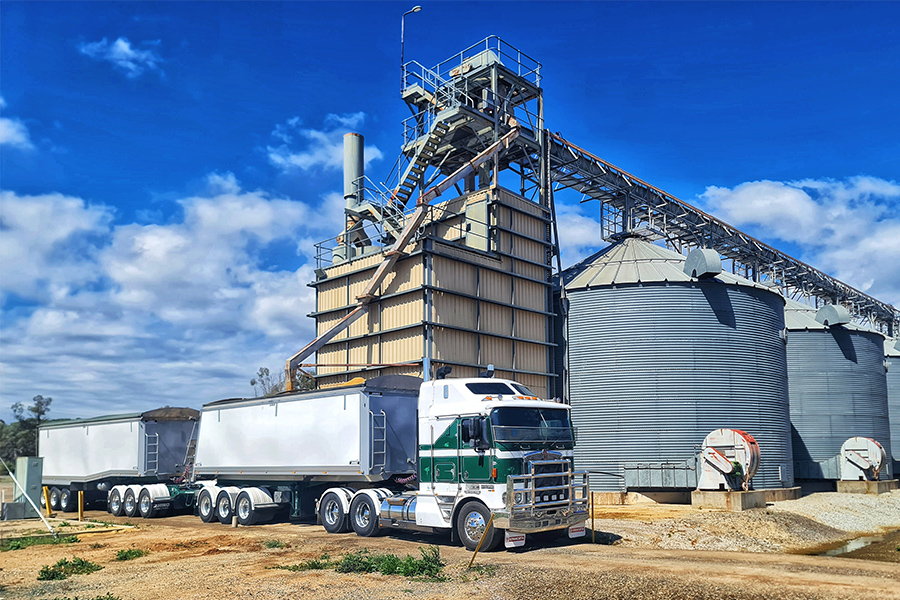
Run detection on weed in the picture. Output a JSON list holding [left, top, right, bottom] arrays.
[[89, 543, 108, 549], [271, 552, 334, 571], [83, 524, 97, 529], [58, 521, 70, 527], [466, 563, 499, 578], [335, 546, 446, 581], [1, 535, 79, 552], [115, 548, 148, 561], [263, 539, 286, 549], [37, 557, 103, 580]]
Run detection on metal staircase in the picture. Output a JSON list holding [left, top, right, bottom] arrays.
[[371, 410, 387, 473], [392, 121, 450, 207], [145, 433, 159, 475]]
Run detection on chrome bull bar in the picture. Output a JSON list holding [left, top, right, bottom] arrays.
[[492, 459, 589, 532]]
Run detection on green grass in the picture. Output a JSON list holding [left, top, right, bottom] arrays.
[[273, 547, 447, 581], [335, 546, 447, 581], [270, 552, 334, 571], [263, 539, 287, 549], [1, 535, 79, 552], [37, 557, 103, 580], [115, 548, 148, 561]]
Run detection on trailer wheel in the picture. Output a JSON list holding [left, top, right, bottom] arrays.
[[138, 490, 159, 519], [123, 489, 139, 518], [456, 501, 500, 552], [216, 491, 234, 524], [108, 489, 125, 516], [40, 489, 47, 509], [197, 489, 216, 523], [49, 487, 62, 511], [236, 491, 261, 526], [319, 492, 350, 534], [59, 488, 77, 513], [349, 494, 380, 537]]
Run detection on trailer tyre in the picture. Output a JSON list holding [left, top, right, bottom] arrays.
[[236, 491, 261, 526], [197, 489, 216, 523], [108, 489, 125, 516], [138, 490, 160, 519], [59, 488, 77, 513], [123, 489, 139, 518], [456, 501, 500, 551], [49, 486, 62, 511], [319, 492, 350, 534], [216, 491, 234, 524], [349, 494, 380, 538]]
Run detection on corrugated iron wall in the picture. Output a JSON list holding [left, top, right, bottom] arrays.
[[566, 282, 794, 491], [313, 187, 554, 398], [788, 328, 892, 479]]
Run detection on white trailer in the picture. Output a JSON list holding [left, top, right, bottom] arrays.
[[38, 408, 199, 512]]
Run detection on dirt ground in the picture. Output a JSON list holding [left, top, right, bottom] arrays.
[[2, 506, 899, 600]]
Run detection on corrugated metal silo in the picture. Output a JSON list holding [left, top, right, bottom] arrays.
[[785, 300, 892, 480], [886, 338, 900, 475], [562, 237, 794, 492]]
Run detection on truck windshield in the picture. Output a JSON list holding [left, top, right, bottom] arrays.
[[490, 407, 574, 446]]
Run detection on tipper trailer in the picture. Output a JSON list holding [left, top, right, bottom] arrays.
[[38, 408, 200, 514], [42, 375, 589, 550]]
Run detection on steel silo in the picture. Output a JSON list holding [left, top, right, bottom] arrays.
[[562, 237, 794, 492], [785, 300, 892, 480], [885, 337, 900, 476]]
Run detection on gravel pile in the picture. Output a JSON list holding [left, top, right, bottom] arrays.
[[770, 490, 900, 533]]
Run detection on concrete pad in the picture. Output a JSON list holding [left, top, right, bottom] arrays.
[[836, 479, 899, 495], [763, 487, 802, 502], [691, 489, 767, 511]]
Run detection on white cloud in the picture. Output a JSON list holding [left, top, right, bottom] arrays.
[[78, 37, 162, 78], [267, 113, 383, 172], [0, 95, 35, 150], [554, 202, 604, 269], [0, 176, 346, 419], [699, 176, 900, 306], [0, 191, 113, 300]]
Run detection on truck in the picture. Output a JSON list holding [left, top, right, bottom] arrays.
[[40, 374, 589, 550], [38, 407, 200, 515]]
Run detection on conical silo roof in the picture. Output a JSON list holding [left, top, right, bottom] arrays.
[[562, 236, 773, 292], [783, 297, 877, 334]]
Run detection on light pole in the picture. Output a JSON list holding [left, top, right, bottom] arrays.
[[400, 5, 422, 90]]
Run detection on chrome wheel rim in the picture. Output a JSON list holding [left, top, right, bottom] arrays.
[[238, 497, 251, 520], [464, 510, 486, 543], [110, 493, 121, 513], [124, 494, 135, 513], [199, 493, 211, 517], [140, 495, 151, 514], [323, 499, 340, 526], [353, 501, 371, 529], [218, 497, 230, 517]]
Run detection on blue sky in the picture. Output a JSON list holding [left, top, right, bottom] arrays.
[[2, 1, 899, 419]]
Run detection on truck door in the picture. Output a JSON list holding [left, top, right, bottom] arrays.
[[461, 417, 493, 482], [431, 420, 460, 484]]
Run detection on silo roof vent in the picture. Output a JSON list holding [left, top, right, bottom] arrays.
[[684, 248, 722, 279], [815, 304, 851, 327]]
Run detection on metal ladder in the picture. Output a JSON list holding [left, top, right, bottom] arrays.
[[371, 410, 387, 473], [145, 433, 159, 474], [392, 120, 450, 207]]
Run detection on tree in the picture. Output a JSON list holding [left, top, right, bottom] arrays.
[[250, 367, 315, 397], [1, 395, 52, 465]]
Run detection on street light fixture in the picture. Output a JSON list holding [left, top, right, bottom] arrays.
[[401, 5, 422, 90]]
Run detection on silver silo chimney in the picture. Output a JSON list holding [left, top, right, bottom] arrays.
[[343, 132, 365, 208]]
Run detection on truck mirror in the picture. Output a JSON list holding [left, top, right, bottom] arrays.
[[460, 418, 474, 444], [476, 417, 491, 451]]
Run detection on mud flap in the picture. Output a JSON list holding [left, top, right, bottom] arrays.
[[504, 530, 526, 548], [568, 524, 586, 538]]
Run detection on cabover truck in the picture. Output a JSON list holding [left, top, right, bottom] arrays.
[[183, 374, 588, 550], [38, 408, 200, 515]]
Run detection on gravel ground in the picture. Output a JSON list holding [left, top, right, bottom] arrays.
[[1, 490, 899, 599]]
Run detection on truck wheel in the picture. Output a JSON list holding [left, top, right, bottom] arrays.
[[236, 491, 260, 526], [216, 491, 234, 524], [197, 489, 216, 523], [59, 488, 77, 513], [40, 490, 47, 509], [138, 490, 158, 519], [123, 489, 139, 518], [108, 489, 125, 516], [456, 501, 500, 551], [319, 492, 350, 533], [49, 487, 62, 511], [349, 494, 380, 537]]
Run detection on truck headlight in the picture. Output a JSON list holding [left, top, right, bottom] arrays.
[[514, 491, 524, 504]]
